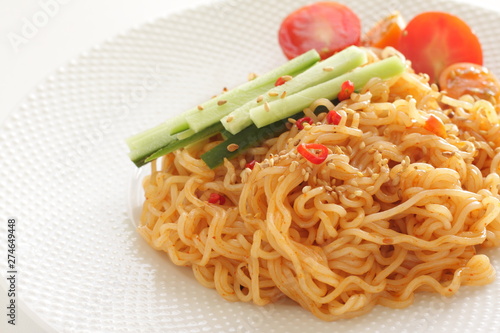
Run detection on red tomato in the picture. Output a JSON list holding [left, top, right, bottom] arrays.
[[278, 2, 361, 60], [398, 12, 482, 84], [363, 11, 405, 49], [438, 63, 500, 101]]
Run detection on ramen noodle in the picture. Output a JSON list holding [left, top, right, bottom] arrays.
[[137, 48, 500, 320]]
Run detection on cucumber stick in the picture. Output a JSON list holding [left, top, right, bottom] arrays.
[[169, 49, 321, 134], [127, 122, 175, 164], [221, 46, 368, 135], [142, 122, 224, 165], [250, 56, 406, 128], [130, 122, 223, 167], [127, 50, 319, 166], [200, 116, 292, 169]]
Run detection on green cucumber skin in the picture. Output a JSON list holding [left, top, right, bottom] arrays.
[[136, 122, 224, 166], [200, 119, 289, 169], [201, 111, 313, 169], [250, 56, 406, 128], [221, 46, 368, 135], [182, 49, 321, 133]]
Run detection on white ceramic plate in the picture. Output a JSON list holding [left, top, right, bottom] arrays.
[[1, 0, 500, 332]]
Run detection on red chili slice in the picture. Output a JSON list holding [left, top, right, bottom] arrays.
[[424, 114, 447, 138], [297, 143, 329, 164], [326, 110, 342, 125], [245, 160, 257, 170], [275, 76, 288, 86], [338, 80, 354, 101], [296, 117, 313, 130], [208, 193, 226, 204]]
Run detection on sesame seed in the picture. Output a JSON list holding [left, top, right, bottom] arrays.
[[226, 116, 234, 123], [304, 173, 310, 181], [278, 175, 285, 182], [256, 95, 264, 103], [289, 161, 298, 172], [248, 73, 258, 81], [282, 75, 293, 82], [268, 91, 279, 97], [302, 186, 311, 193], [325, 185, 333, 191], [280, 91, 287, 99], [323, 66, 334, 72], [359, 142, 366, 149], [227, 143, 239, 152], [354, 190, 363, 196], [351, 180, 359, 187], [264, 102, 270, 112], [197, 105, 204, 111], [366, 186, 375, 192], [218, 100, 227, 106], [288, 118, 296, 123], [301, 169, 306, 176], [290, 152, 297, 159]]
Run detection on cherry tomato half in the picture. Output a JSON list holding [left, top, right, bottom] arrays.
[[398, 12, 482, 83], [363, 11, 405, 49], [438, 62, 500, 101], [278, 2, 361, 60]]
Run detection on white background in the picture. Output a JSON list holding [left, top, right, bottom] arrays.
[[1, 0, 500, 332]]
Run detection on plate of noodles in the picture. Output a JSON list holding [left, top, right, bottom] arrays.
[[1, 0, 500, 332]]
